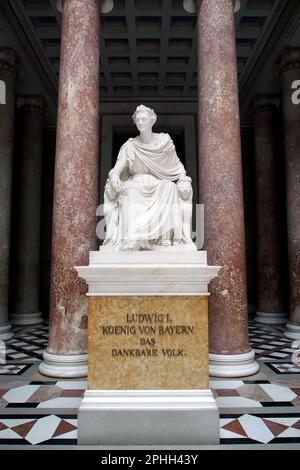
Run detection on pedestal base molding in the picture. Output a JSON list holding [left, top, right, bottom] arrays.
[[78, 389, 219, 445], [10, 312, 43, 326], [209, 350, 259, 377], [284, 323, 300, 340], [254, 311, 288, 325], [39, 350, 87, 378]]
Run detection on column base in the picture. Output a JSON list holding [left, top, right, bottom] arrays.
[[0, 324, 14, 341], [39, 350, 87, 378], [284, 323, 300, 340], [10, 312, 43, 326], [78, 389, 219, 446], [209, 350, 259, 377], [254, 311, 288, 325]]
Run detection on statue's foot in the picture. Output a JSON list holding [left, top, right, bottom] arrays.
[[138, 240, 152, 250], [173, 239, 183, 246], [159, 239, 172, 247], [121, 240, 140, 251]]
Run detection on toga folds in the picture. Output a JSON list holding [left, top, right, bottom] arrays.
[[103, 133, 188, 249]]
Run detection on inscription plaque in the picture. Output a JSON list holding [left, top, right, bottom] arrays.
[[88, 295, 209, 390]]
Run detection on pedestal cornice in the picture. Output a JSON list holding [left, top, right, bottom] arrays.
[[76, 251, 220, 296]]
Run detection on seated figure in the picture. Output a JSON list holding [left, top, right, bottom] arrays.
[[102, 105, 196, 251]]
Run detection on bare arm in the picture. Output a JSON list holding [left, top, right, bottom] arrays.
[[108, 146, 128, 193], [108, 153, 127, 179]]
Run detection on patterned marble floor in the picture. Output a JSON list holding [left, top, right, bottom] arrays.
[[0, 320, 299, 447]]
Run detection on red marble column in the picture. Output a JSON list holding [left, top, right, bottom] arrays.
[[0, 49, 18, 341], [277, 49, 300, 340], [11, 96, 44, 326], [39, 0, 100, 377], [253, 97, 287, 325], [197, 0, 259, 376]]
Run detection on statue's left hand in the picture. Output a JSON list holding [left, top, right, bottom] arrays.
[[177, 180, 192, 200], [110, 173, 123, 193]]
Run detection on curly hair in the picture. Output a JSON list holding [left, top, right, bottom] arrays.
[[132, 105, 157, 126]]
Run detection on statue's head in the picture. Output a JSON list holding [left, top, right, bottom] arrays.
[[132, 105, 157, 132]]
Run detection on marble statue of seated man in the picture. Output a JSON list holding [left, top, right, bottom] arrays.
[[102, 104, 196, 251]]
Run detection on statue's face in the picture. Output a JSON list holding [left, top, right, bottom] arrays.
[[135, 111, 153, 133]]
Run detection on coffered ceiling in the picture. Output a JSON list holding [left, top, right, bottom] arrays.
[[1, 0, 300, 122]]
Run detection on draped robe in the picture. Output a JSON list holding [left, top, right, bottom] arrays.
[[103, 133, 189, 250]]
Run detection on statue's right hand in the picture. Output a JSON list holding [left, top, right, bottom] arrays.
[[110, 174, 123, 193]]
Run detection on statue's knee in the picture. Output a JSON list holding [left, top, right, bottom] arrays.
[[162, 180, 175, 190]]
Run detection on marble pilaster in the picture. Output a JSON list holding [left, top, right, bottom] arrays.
[[0, 49, 18, 341], [39, 0, 100, 377], [197, 0, 258, 376], [11, 96, 44, 325], [277, 49, 300, 340], [253, 97, 287, 325]]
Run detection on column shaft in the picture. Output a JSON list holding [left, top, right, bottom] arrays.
[[278, 49, 300, 340], [39, 0, 100, 377], [197, 0, 258, 376], [253, 99, 287, 325], [0, 49, 18, 341], [11, 97, 44, 325]]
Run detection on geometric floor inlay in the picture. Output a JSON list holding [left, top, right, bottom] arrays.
[[0, 364, 32, 376], [0, 320, 299, 447], [265, 363, 300, 375]]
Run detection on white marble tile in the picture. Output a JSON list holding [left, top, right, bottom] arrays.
[[216, 397, 262, 408], [239, 414, 274, 444], [278, 428, 300, 438], [209, 380, 244, 389], [260, 384, 297, 402], [10, 353, 28, 359], [26, 415, 61, 445], [0, 428, 22, 439], [37, 397, 82, 408], [56, 381, 87, 390], [259, 345, 275, 350], [271, 352, 289, 358], [3, 385, 40, 403], [53, 430, 77, 439], [220, 429, 247, 439], [271, 341, 287, 346]]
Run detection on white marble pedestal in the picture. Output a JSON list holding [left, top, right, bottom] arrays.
[[76, 251, 220, 446]]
